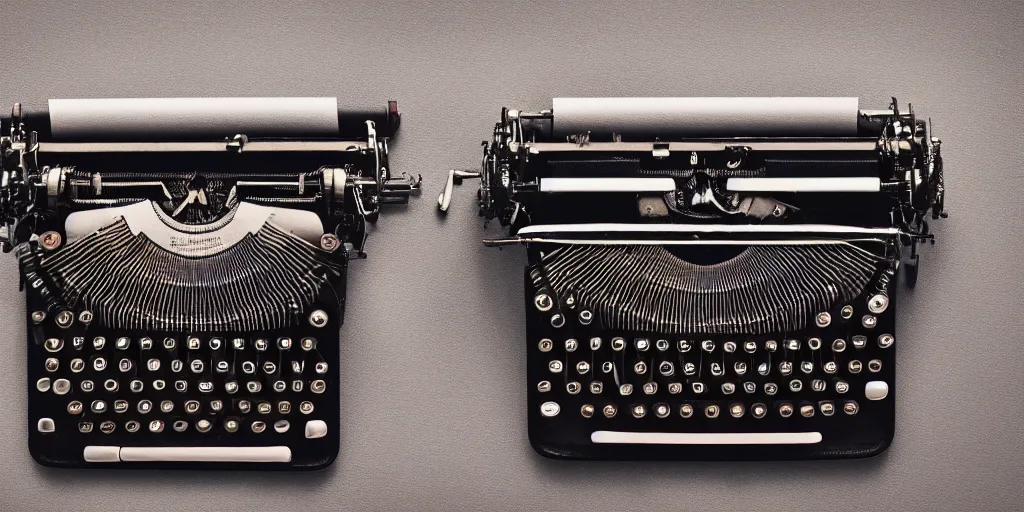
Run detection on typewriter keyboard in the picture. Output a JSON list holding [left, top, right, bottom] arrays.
[[26, 306, 341, 469], [525, 290, 897, 460]]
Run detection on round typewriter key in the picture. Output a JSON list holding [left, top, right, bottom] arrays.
[[44, 338, 63, 353], [721, 382, 735, 395], [273, 380, 287, 392], [683, 363, 696, 375], [812, 379, 826, 392], [315, 362, 328, 374], [273, 420, 291, 433], [35, 378, 50, 393], [100, 421, 116, 434], [701, 340, 715, 352], [861, 315, 877, 329], [533, 293, 553, 312], [152, 379, 166, 391], [734, 361, 747, 376], [631, 404, 647, 418], [291, 361, 303, 374], [764, 382, 778, 395], [540, 401, 560, 418], [162, 337, 176, 350], [115, 337, 130, 350], [44, 358, 58, 372], [601, 362, 613, 373], [679, 404, 694, 418], [786, 339, 800, 351], [575, 404, 594, 419], [643, 382, 658, 395], [246, 381, 262, 393], [311, 380, 326, 394], [299, 401, 314, 414], [778, 361, 793, 376], [238, 400, 252, 414], [173, 420, 188, 433], [251, 421, 267, 434], [278, 401, 291, 414], [730, 403, 745, 418], [744, 340, 757, 353], [262, 361, 276, 374], [565, 338, 578, 352], [835, 380, 850, 394], [823, 361, 837, 374], [603, 404, 618, 418], [224, 419, 239, 433], [878, 333, 894, 348], [704, 404, 720, 419], [209, 400, 223, 412], [589, 381, 603, 394], [118, 358, 132, 373], [31, 311, 46, 324], [191, 360, 205, 373], [820, 401, 835, 416], [225, 381, 239, 394], [868, 359, 883, 372], [550, 314, 566, 328], [242, 361, 256, 374], [308, 309, 329, 327], [848, 360, 863, 373], [233, 338, 246, 350], [800, 404, 815, 417], [137, 400, 152, 414], [146, 358, 160, 372], [257, 401, 272, 415], [216, 360, 229, 373], [655, 339, 669, 352], [710, 362, 724, 376], [778, 403, 794, 418], [634, 361, 647, 375], [113, 400, 128, 413], [651, 403, 670, 419], [195, 419, 211, 433], [589, 337, 602, 351], [125, 420, 141, 433], [691, 382, 705, 394], [564, 294, 575, 309], [619, 383, 634, 396], [578, 310, 593, 325], [204, 337, 221, 350], [277, 337, 291, 351], [92, 357, 107, 372], [867, 293, 889, 314], [103, 379, 118, 392], [743, 381, 756, 394], [55, 310, 74, 329], [723, 341, 737, 353], [72, 337, 85, 350], [765, 340, 778, 352], [80, 380, 94, 392], [659, 361, 675, 377], [576, 361, 591, 374], [79, 422, 93, 434], [67, 400, 83, 415], [91, 400, 107, 413], [548, 360, 563, 373], [129, 379, 143, 393], [184, 400, 200, 414], [635, 338, 650, 352], [678, 340, 692, 352], [757, 362, 769, 376], [808, 338, 821, 351], [831, 338, 847, 352], [800, 361, 814, 374], [751, 403, 767, 419], [843, 401, 859, 415], [254, 338, 268, 351], [815, 312, 831, 328], [170, 359, 183, 373], [841, 304, 854, 319], [611, 338, 626, 351], [564, 381, 581, 395], [139, 337, 153, 350], [789, 379, 803, 392], [538, 339, 553, 352]]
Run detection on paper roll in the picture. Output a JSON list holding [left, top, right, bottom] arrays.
[[552, 97, 860, 137]]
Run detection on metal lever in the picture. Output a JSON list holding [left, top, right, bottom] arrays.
[[379, 173, 423, 204], [437, 169, 481, 212]]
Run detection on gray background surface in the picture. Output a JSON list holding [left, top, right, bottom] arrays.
[[0, 1, 1020, 510]]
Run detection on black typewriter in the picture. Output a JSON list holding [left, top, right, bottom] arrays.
[[0, 97, 420, 469], [439, 97, 946, 460]]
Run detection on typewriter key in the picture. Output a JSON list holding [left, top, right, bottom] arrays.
[[643, 382, 658, 395], [224, 420, 239, 433], [678, 340, 692, 352], [277, 337, 291, 350], [540, 401, 560, 418], [812, 379, 826, 392], [251, 421, 267, 434], [655, 339, 669, 351], [173, 420, 188, 433], [103, 379, 118, 392], [216, 360, 230, 373], [209, 338, 223, 350], [734, 361, 747, 376], [40, 231, 62, 250], [751, 403, 767, 419], [808, 338, 821, 351], [710, 362, 724, 376], [35, 378, 51, 393], [823, 361, 837, 374], [31, 311, 46, 324], [723, 341, 737, 353], [878, 334, 894, 348], [163, 337, 176, 350], [815, 312, 831, 328], [79, 422, 94, 434], [113, 400, 128, 413], [534, 294, 553, 312], [129, 380, 144, 393], [730, 403, 745, 418], [550, 314, 565, 328], [125, 420, 141, 433], [273, 380, 287, 392], [100, 421, 116, 434], [589, 337, 602, 351], [238, 400, 252, 414], [254, 339, 268, 351], [146, 358, 160, 372], [242, 381, 258, 394], [294, 380, 307, 393], [316, 362, 329, 374], [778, 361, 793, 376], [848, 360, 862, 373], [659, 361, 675, 377], [721, 382, 735, 395], [115, 337, 130, 350], [80, 380, 94, 392], [789, 379, 803, 392], [44, 358, 58, 372], [564, 294, 576, 309], [579, 310, 593, 325], [565, 382, 581, 395], [278, 401, 291, 414], [576, 361, 591, 374], [262, 361, 276, 374], [619, 383, 634, 396], [291, 361, 303, 374], [308, 309, 329, 327], [603, 404, 618, 418], [765, 340, 778, 352], [44, 338, 63, 353], [72, 337, 84, 350], [258, 402, 272, 414], [184, 400, 200, 414], [701, 340, 715, 352], [861, 315, 877, 329], [800, 404, 815, 418], [55, 310, 74, 329], [197, 381, 213, 392], [137, 400, 152, 414], [692, 382, 705, 394], [843, 401, 859, 415], [565, 339, 578, 352], [744, 340, 757, 353], [820, 401, 835, 416], [68, 400, 83, 415], [867, 293, 889, 314], [634, 361, 648, 375], [191, 360, 204, 373], [140, 337, 153, 350], [152, 379, 165, 391], [679, 404, 694, 418], [92, 357, 107, 371], [800, 361, 814, 374], [299, 401, 314, 414], [589, 381, 603, 394], [118, 358, 132, 373], [233, 338, 246, 350], [538, 339, 553, 352], [91, 400, 107, 413], [778, 403, 794, 418], [632, 404, 647, 418], [786, 339, 800, 351], [209, 400, 224, 412], [764, 382, 778, 396], [575, 404, 594, 419], [242, 361, 256, 374], [757, 362, 769, 376], [841, 305, 854, 319], [196, 419, 212, 433], [868, 359, 882, 372], [743, 381, 756, 394], [851, 335, 867, 349], [704, 404, 720, 419], [602, 362, 613, 373], [274, 420, 291, 433], [654, 403, 671, 418], [835, 380, 850, 394], [548, 360, 563, 373], [832, 338, 847, 352], [225, 381, 239, 394], [635, 338, 650, 352]]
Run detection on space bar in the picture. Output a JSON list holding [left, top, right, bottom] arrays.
[[86, 446, 292, 462], [591, 431, 822, 445]]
